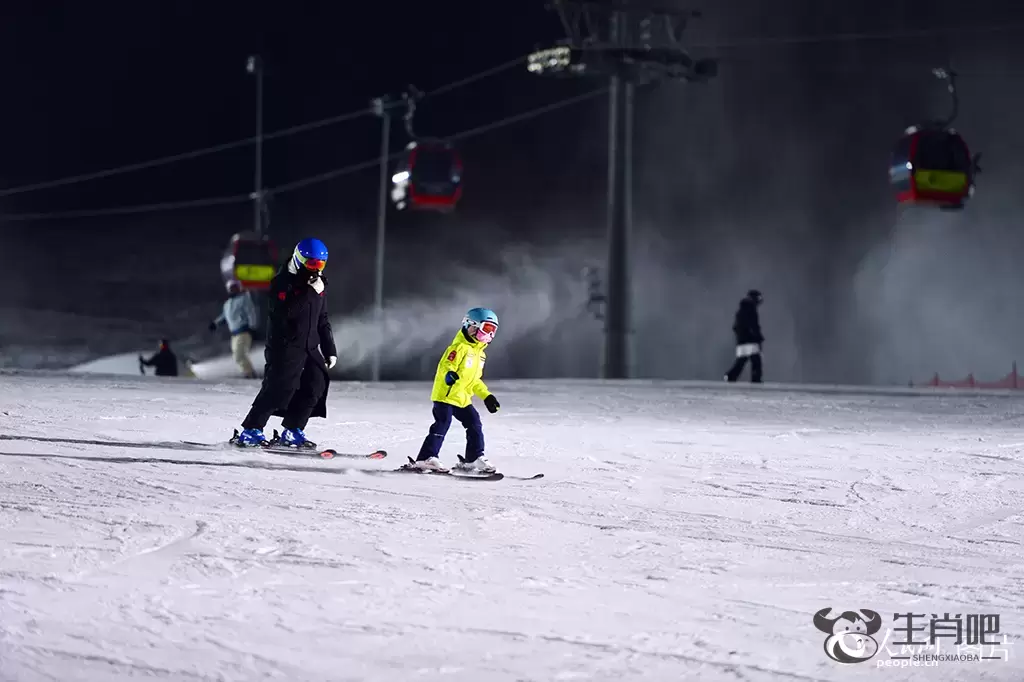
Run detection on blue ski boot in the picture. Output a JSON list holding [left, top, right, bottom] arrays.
[[234, 428, 268, 447], [281, 427, 316, 449]]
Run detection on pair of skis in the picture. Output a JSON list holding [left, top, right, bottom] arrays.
[[224, 429, 387, 461], [226, 430, 541, 482], [392, 456, 543, 481], [0, 433, 542, 481]]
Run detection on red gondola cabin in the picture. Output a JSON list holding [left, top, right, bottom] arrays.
[[390, 140, 463, 212], [220, 232, 279, 291], [890, 126, 975, 210]]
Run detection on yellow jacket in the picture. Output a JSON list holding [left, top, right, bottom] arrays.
[[431, 330, 491, 408]]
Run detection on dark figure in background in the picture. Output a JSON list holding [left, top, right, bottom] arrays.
[[139, 339, 179, 377], [233, 238, 338, 449], [725, 289, 764, 383]]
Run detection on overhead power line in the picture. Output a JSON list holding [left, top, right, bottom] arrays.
[[0, 194, 250, 221], [3, 20, 1024, 216], [0, 85, 605, 222], [271, 86, 609, 196], [5, 20, 1021, 201], [425, 55, 528, 97], [0, 107, 371, 200], [0, 55, 529, 200], [447, 87, 609, 143], [695, 21, 1024, 51]]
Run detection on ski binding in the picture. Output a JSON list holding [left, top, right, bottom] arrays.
[[397, 456, 504, 481], [226, 429, 387, 460]]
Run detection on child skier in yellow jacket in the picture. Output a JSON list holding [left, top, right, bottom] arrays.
[[412, 307, 501, 473]]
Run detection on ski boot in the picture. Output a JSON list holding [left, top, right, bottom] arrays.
[[455, 454, 496, 474], [409, 456, 449, 473], [232, 428, 268, 447], [279, 427, 317, 449]]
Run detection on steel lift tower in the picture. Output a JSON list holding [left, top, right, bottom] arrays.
[[529, 1, 716, 378]]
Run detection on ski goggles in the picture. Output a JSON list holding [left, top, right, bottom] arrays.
[[295, 253, 327, 272], [471, 321, 497, 342]]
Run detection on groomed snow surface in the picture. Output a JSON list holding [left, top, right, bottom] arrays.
[[1, 371, 1022, 681]]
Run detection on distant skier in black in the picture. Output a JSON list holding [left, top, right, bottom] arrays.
[[233, 238, 337, 449], [725, 289, 764, 383], [139, 339, 179, 377]]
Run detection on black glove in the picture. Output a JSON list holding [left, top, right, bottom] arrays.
[[484, 394, 500, 413], [208, 321, 217, 332], [444, 370, 459, 386]]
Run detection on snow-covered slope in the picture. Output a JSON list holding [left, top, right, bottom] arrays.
[[0, 308, 175, 371], [69, 345, 265, 380], [66, 351, 145, 376], [0, 373, 1021, 681]]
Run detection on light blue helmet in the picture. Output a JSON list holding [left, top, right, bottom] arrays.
[[462, 307, 498, 343]]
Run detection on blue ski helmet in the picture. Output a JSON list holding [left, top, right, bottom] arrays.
[[292, 237, 329, 273], [462, 307, 498, 343]]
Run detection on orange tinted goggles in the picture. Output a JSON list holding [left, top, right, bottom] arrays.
[[478, 321, 497, 334], [302, 258, 326, 271]]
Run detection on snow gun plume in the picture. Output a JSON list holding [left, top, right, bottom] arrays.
[[327, 246, 588, 371]]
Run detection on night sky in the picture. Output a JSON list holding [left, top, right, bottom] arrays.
[[3, 0, 1024, 384]]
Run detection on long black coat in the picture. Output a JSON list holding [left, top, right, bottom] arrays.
[[732, 297, 764, 345], [263, 267, 338, 419]]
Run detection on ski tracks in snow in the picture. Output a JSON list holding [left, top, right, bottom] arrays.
[[2, 373, 1024, 680]]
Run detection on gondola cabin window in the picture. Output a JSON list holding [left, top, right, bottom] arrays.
[[391, 141, 462, 212], [221, 233, 278, 291], [892, 128, 972, 208]]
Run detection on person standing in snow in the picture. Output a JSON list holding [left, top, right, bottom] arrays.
[[209, 280, 258, 378], [232, 238, 337, 449], [139, 339, 179, 377], [410, 307, 502, 474], [724, 289, 764, 383]]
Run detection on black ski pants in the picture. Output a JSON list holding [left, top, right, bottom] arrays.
[[242, 357, 326, 431], [416, 401, 484, 462]]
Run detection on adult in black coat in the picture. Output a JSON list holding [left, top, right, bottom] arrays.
[[139, 339, 179, 377], [239, 240, 337, 446], [725, 289, 764, 383]]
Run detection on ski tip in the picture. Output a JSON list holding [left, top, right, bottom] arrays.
[[318, 449, 334, 459], [369, 450, 387, 459]]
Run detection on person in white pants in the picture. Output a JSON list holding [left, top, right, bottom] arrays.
[[725, 289, 764, 383], [209, 280, 258, 378]]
